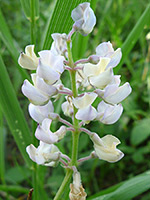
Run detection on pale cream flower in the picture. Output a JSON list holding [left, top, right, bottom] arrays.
[[91, 133, 124, 162], [18, 45, 39, 70], [73, 92, 97, 123], [26, 141, 60, 166]]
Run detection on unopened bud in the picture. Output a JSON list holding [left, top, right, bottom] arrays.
[[69, 171, 87, 200], [88, 55, 100, 64]]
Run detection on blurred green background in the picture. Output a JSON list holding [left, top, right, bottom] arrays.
[[0, 0, 150, 199]]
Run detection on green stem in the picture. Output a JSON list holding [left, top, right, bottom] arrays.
[[30, 0, 36, 44], [53, 169, 72, 200], [54, 39, 80, 200]]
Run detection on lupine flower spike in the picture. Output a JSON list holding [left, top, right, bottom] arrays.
[[19, 2, 132, 199]]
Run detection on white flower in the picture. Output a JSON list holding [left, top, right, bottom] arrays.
[[96, 41, 122, 68], [97, 101, 123, 124], [73, 92, 97, 123], [61, 96, 74, 117], [26, 141, 60, 166], [76, 67, 90, 89], [69, 171, 87, 200], [91, 133, 124, 163], [83, 57, 115, 89], [71, 2, 96, 35], [37, 50, 64, 85], [18, 45, 39, 70], [28, 100, 54, 123], [22, 74, 57, 105], [51, 33, 68, 56], [35, 118, 66, 144], [95, 82, 132, 105]]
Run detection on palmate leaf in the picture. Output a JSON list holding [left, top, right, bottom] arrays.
[[88, 171, 150, 200], [0, 55, 32, 167], [42, 0, 91, 50]]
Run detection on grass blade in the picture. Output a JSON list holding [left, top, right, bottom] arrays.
[[20, 0, 39, 20], [116, 3, 150, 72], [89, 171, 150, 200], [0, 8, 30, 80], [0, 108, 6, 184], [20, 0, 30, 19], [42, 0, 91, 50], [0, 185, 29, 194], [0, 55, 32, 167]]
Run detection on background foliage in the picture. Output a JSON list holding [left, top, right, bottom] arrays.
[[0, 0, 150, 199]]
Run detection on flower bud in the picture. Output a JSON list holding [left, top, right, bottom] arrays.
[[88, 55, 100, 64], [69, 171, 87, 200], [71, 3, 96, 36]]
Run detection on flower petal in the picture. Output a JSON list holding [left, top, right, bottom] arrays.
[[104, 82, 132, 104], [51, 33, 67, 56], [36, 76, 57, 96], [97, 101, 123, 124], [26, 144, 36, 162], [96, 42, 114, 57], [73, 92, 97, 109], [18, 45, 39, 70], [38, 50, 64, 73], [35, 118, 58, 144], [89, 68, 113, 89], [37, 60, 60, 85], [82, 5, 96, 35], [91, 134, 124, 163], [28, 101, 54, 123], [83, 57, 111, 77], [106, 48, 122, 69], [22, 80, 49, 105], [75, 105, 97, 122]]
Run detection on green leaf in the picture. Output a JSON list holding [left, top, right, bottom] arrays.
[[42, 0, 91, 50], [0, 109, 6, 184], [131, 118, 150, 146], [0, 185, 29, 194], [0, 8, 30, 80], [89, 171, 150, 200], [0, 55, 32, 167], [20, 0, 39, 20], [20, 0, 30, 19], [5, 166, 31, 184], [115, 3, 150, 72]]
